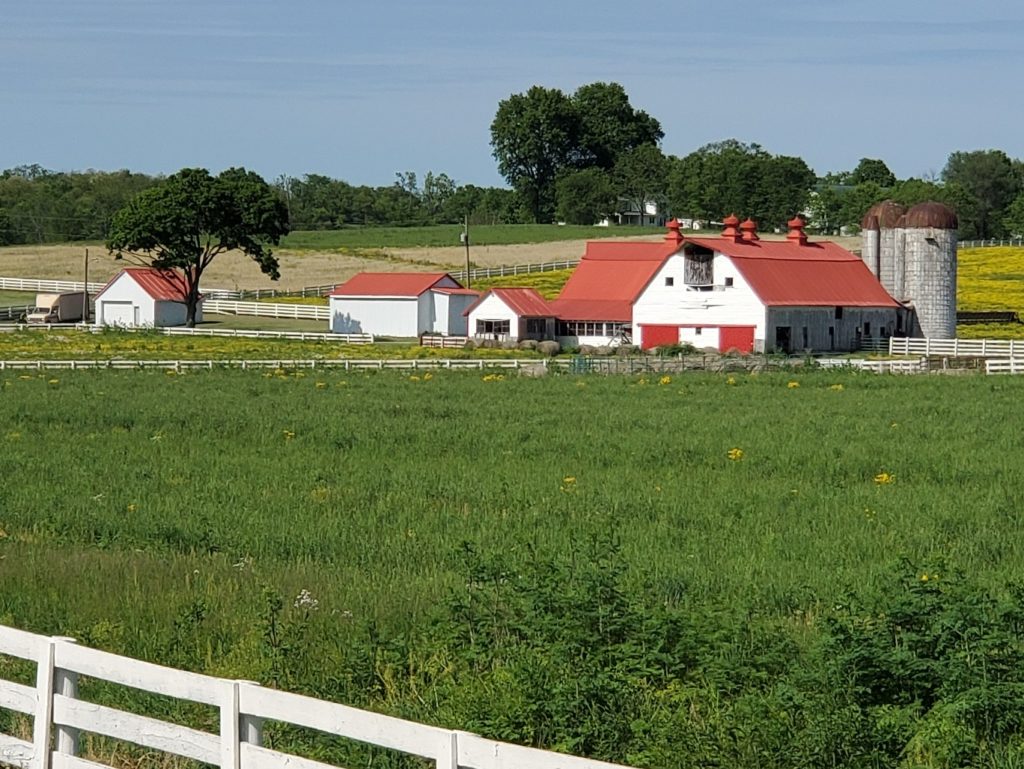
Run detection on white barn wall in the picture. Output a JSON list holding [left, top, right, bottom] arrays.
[[96, 274, 155, 327], [417, 294, 434, 335], [330, 297, 419, 336], [467, 294, 520, 340], [154, 300, 201, 327], [632, 254, 766, 347], [679, 326, 720, 350]]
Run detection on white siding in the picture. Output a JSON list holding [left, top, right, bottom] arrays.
[[416, 294, 434, 335], [439, 293, 476, 336], [632, 254, 767, 349], [95, 273, 156, 327], [153, 299, 200, 327], [679, 326, 720, 350], [329, 296, 419, 336], [467, 294, 520, 340]]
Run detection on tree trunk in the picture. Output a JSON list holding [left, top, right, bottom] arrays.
[[186, 295, 197, 328]]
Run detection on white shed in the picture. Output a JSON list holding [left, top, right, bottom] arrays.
[[94, 268, 200, 328], [328, 272, 478, 337]]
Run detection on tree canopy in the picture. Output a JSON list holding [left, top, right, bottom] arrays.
[[943, 150, 1021, 239], [490, 82, 662, 222], [106, 167, 289, 326]]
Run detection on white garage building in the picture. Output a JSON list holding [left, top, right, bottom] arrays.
[[329, 272, 478, 338], [93, 268, 200, 328]]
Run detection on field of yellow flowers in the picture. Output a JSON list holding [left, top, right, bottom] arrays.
[[3, 369, 1024, 768], [957, 246, 1024, 312]]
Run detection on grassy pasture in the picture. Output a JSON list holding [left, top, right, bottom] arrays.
[[280, 224, 659, 250], [3, 369, 1024, 767]]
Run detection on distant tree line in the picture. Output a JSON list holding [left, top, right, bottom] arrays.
[[4, 82, 1024, 244]]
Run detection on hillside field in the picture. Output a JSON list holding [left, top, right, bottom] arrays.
[[3, 368, 1024, 768]]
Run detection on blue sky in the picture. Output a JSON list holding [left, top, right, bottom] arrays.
[[3, 0, 1022, 187]]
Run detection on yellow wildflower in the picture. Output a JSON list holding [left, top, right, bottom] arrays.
[[659, 375, 672, 385], [829, 384, 844, 391], [727, 448, 744, 461], [315, 381, 327, 388], [726, 376, 736, 385], [282, 430, 296, 441], [873, 472, 895, 485], [787, 381, 800, 389], [423, 372, 433, 381]]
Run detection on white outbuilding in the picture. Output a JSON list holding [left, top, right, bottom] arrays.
[[328, 272, 479, 338], [93, 268, 200, 328]]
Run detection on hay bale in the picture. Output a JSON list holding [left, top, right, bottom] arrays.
[[537, 340, 561, 356], [517, 339, 539, 351]]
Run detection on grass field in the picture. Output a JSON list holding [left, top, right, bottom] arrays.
[[280, 224, 660, 250], [3, 369, 1024, 767], [0, 290, 35, 306]]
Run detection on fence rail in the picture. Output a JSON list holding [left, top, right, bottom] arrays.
[[889, 337, 1024, 358], [0, 277, 105, 294], [0, 358, 556, 371], [985, 358, 1024, 374], [0, 306, 32, 321], [451, 259, 580, 281], [159, 327, 371, 343], [958, 238, 1024, 249], [0, 624, 634, 769], [420, 334, 470, 348], [204, 299, 330, 321]]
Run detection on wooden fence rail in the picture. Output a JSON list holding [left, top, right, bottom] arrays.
[[451, 259, 579, 281], [0, 625, 634, 769], [204, 299, 330, 321], [889, 337, 1024, 358], [985, 358, 1024, 374]]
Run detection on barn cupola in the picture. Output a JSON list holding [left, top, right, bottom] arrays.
[[786, 216, 808, 246], [740, 218, 759, 242], [664, 218, 684, 247], [721, 213, 741, 242]]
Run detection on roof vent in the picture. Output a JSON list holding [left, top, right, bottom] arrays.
[[786, 216, 808, 246], [740, 218, 759, 242], [721, 213, 741, 242], [664, 218, 684, 246]]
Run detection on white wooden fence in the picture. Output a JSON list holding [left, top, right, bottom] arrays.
[[985, 358, 1024, 374], [0, 625, 634, 769], [0, 358, 555, 371], [451, 259, 579, 281], [158, 327, 371, 343], [0, 306, 32, 321], [889, 337, 1024, 358], [0, 277, 105, 294], [204, 299, 330, 321], [420, 334, 470, 349], [817, 357, 929, 374]]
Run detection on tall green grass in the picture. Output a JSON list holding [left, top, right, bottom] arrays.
[[3, 369, 1024, 767]]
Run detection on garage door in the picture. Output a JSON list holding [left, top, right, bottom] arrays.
[[719, 326, 755, 354], [641, 324, 680, 350], [101, 301, 135, 327]]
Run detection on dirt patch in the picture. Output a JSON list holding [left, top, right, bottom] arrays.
[[0, 233, 861, 291]]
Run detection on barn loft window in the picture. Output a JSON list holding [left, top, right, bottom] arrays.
[[665, 276, 675, 287], [724, 277, 734, 287], [834, 306, 844, 319], [683, 245, 714, 286]]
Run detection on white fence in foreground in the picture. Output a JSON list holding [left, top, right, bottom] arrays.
[[889, 337, 1024, 358], [0, 625, 634, 769]]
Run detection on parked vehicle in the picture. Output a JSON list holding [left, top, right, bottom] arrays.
[[26, 292, 86, 324]]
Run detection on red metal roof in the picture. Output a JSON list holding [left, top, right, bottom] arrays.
[[463, 287, 552, 318], [686, 237, 899, 307], [330, 272, 457, 297], [96, 268, 191, 301], [557, 242, 675, 307], [548, 299, 632, 322]]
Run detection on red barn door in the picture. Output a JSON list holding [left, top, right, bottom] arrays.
[[641, 325, 680, 349], [719, 326, 755, 354]]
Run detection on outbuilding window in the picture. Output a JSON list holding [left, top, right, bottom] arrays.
[[476, 319, 510, 336]]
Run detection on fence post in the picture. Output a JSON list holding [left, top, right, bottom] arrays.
[[31, 637, 58, 769], [53, 637, 79, 758], [436, 731, 459, 769], [220, 681, 242, 769], [238, 680, 264, 748]]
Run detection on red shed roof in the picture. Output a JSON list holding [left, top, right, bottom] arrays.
[[686, 237, 899, 307], [463, 287, 552, 318], [96, 268, 191, 302], [330, 272, 458, 297]]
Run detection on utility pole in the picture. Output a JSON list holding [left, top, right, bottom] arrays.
[[461, 214, 471, 288], [83, 248, 89, 324]]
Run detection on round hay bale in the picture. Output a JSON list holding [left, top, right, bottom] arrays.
[[537, 340, 561, 356]]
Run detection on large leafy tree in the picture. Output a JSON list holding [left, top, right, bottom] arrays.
[[613, 144, 669, 225], [849, 158, 896, 188], [106, 167, 289, 327], [490, 82, 661, 223], [943, 150, 1020, 239], [490, 86, 580, 223], [572, 82, 663, 170], [555, 168, 616, 225]]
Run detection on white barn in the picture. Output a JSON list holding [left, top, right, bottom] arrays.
[[328, 272, 478, 338], [93, 268, 200, 328], [462, 218, 902, 353]]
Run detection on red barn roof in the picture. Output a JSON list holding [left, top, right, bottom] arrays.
[[463, 287, 552, 317], [551, 241, 678, 321], [96, 268, 191, 302], [685, 237, 899, 307], [330, 272, 459, 297]]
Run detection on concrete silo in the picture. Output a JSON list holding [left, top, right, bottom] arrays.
[[861, 200, 906, 296], [902, 202, 958, 338], [860, 213, 880, 277]]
